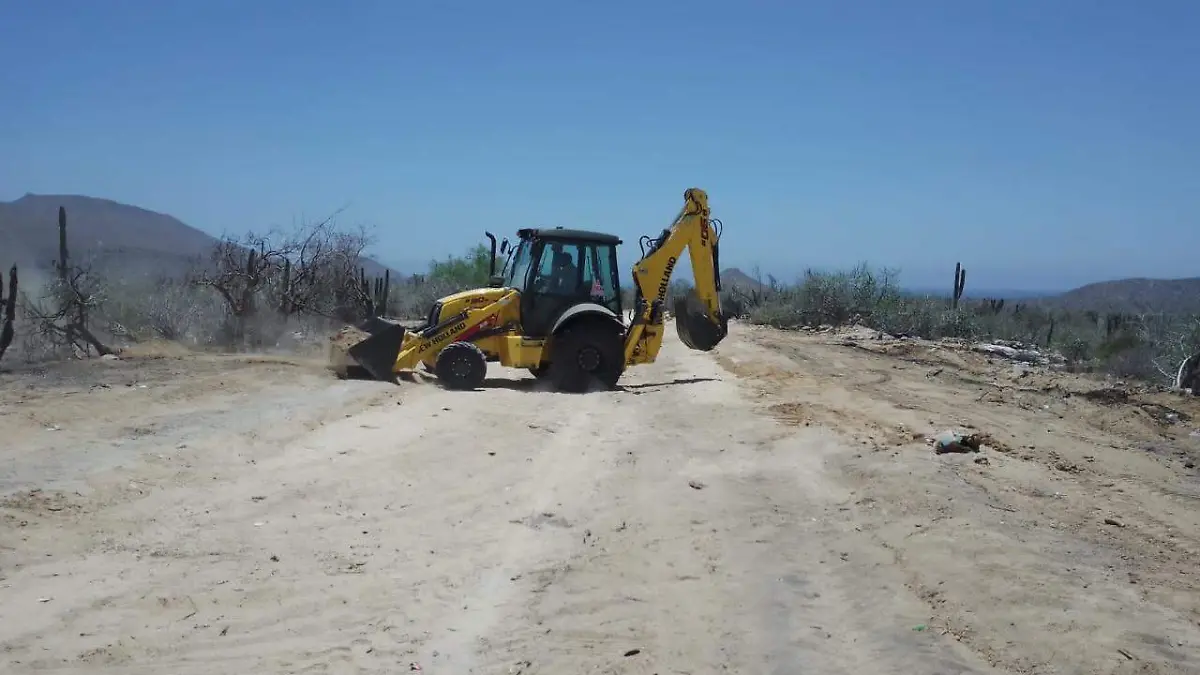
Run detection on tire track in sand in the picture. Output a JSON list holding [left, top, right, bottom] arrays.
[[418, 396, 620, 673]]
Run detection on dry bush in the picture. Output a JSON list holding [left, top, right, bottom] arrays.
[[102, 275, 225, 346], [387, 276, 466, 320], [3, 206, 410, 363], [733, 263, 1200, 387], [18, 207, 116, 359], [7, 217, 506, 361], [170, 213, 387, 350]]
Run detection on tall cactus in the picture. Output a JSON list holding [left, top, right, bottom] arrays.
[[56, 206, 69, 282], [0, 264, 17, 362], [45, 207, 114, 355], [377, 269, 390, 314], [278, 258, 292, 313], [358, 268, 371, 316], [357, 267, 392, 318], [1105, 313, 1130, 338], [952, 262, 966, 310]]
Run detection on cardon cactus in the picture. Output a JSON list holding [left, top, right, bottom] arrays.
[[0, 264, 17, 362], [952, 262, 966, 310], [55, 207, 69, 281], [358, 268, 392, 318]]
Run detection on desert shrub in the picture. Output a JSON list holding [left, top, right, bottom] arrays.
[[388, 276, 470, 320], [103, 276, 224, 345], [1057, 335, 1093, 365], [191, 217, 375, 348], [6, 205, 521, 360], [733, 263, 1200, 386], [378, 244, 502, 321], [17, 209, 116, 359], [101, 236, 501, 347]]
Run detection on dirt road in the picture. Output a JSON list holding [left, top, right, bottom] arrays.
[[1, 324, 1198, 674]]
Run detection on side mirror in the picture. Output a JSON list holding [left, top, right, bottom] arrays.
[[500, 239, 510, 255]]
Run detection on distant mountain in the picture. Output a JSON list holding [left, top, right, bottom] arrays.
[[716, 265, 1198, 315], [0, 194, 215, 278], [1039, 277, 1200, 314], [719, 267, 764, 289], [0, 194, 400, 281]]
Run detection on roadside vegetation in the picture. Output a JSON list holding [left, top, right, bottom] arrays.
[[719, 263, 1200, 386], [2, 210, 1197, 389], [0, 209, 500, 364]]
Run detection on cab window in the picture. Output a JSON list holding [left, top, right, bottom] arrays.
[[580, 243, 621, 314], [532, 242, 583, 295], [504, 240, 535, 289]]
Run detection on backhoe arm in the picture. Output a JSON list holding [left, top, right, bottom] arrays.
[[623, 188, 729, 366]]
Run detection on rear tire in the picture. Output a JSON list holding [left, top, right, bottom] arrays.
[[547, 321, 624, 393], [435, 342, 487, 390]]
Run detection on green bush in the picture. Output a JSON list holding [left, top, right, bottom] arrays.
[[428, 244, 493, 289], [384, 244, 495, 320]]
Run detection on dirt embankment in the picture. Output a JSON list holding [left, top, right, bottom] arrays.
[[0, 324, 1197, 674], [719, 324, 1200, 674]]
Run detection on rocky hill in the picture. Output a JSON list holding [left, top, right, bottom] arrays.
[[719, 267, 764, 289], [1039, 277, 1200, 314]]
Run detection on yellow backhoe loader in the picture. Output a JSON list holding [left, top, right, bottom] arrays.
[[328, 187, 729, 392]]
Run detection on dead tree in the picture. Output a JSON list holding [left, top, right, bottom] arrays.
[[194, 237, 279, 347], [195, 213, 373, 345], [0, 265, 16, 362], [22, 207, 114, 356], [1177, 352, 1200, 394], [273, 216, 370, 319]]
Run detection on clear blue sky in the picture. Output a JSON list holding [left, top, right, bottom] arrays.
[[3, 1, 1198, 292]]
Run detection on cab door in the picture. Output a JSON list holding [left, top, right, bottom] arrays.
[[520, 240, 620, 337], [580, 242, 622, 316], [520, 240, 581, 337]]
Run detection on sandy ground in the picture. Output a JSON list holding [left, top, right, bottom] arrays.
[[1, 323, 1198, 674]]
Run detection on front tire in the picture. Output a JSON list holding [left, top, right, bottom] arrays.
[[547, 322, 624, 393], [435, 342, 487, 390]]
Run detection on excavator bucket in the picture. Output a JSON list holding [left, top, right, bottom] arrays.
[[328, 317, 408, 382], [673, 289, 729, 352]]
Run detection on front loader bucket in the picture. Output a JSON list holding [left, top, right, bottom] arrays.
[[346, 322, 407, 382], [328, 318, 407, 382], [673, 290, 729, 352]]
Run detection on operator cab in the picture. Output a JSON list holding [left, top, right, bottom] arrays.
[[501, 227, 624, 338]]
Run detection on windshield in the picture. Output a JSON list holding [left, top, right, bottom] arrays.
[[503, 239, 534, 289]]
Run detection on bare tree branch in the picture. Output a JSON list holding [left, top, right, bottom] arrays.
[[19, 207, 115, 357], [190, 210, 378, 348]]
